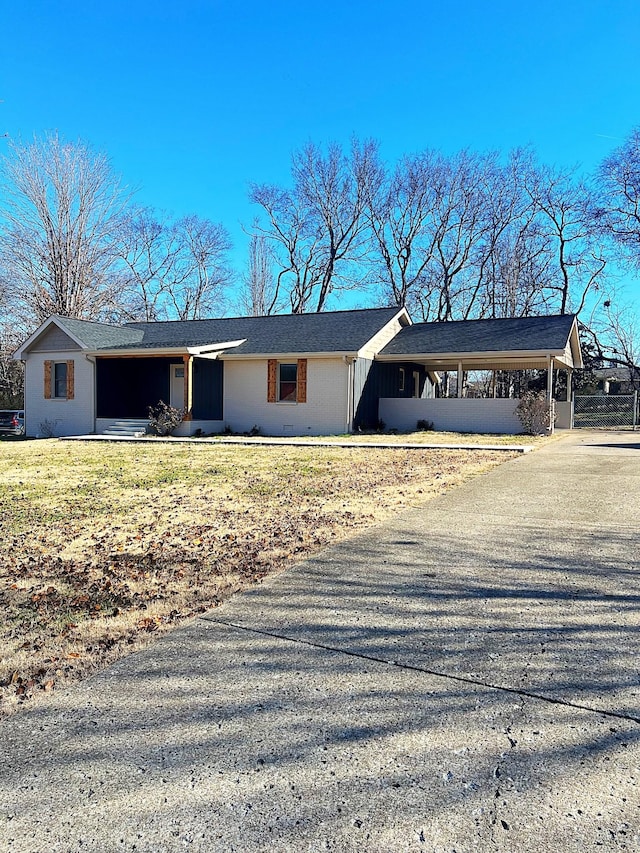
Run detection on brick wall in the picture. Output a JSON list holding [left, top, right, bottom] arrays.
[[25, 352, 95, 437], [223, 358, 349, 435], [379, 397, 524, 434]]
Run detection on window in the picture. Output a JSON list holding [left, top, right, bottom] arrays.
[[267, 358, 307, 404], [54, 362, 68, 398], [279, 363, 297, 402], [399, 367, 405, 392], [413, 370, 421, 398], [44, 359, 74, 400]]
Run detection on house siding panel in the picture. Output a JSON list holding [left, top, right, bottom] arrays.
[[353, 361, 435, 429], [192, 358, 223, 420], [29, 325, 82, 352], [223, 358, 348, 435], [25, 352, 94, 437]]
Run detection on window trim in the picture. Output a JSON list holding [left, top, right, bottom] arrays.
[[413, 370, 420, 399], [399, 367, 405, 392], [278, 362, 298, 403]]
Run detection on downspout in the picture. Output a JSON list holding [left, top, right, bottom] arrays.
[[85, 354, 97, 434], [20, 359, 27, 435]]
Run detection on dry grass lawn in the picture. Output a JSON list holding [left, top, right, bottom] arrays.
[[206, 429, 546, 446], [0, 438, 516, 717]]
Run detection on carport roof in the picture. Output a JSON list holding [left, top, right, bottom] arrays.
[[378, 313, 582, 369]]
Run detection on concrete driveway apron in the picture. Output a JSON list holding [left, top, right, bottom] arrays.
[[1, 430, 638, 852]]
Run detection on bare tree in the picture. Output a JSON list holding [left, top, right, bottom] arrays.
[[293, 139, 373, 310], [116, 210, 233, 321], [0, 133, 130, 324], [483, 218, 556, 318], [525, 164, 606, 315], [584, 298, 640, 390], [364, 149, 442, 309], [167, 215, 232, 320], [414, 150, 499, 321], [239, 229, 276, 316], [0, 321, 23, 407], [597, 127, 640, 264], [249, 139, 374, 312], [248, 183, 324, 313], [116, 208, 184, 321]]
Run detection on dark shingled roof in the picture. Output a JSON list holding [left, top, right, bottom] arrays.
[[110, 307, 403, 354], [53, 316, 143, 349], [379, 314, 577, 356]]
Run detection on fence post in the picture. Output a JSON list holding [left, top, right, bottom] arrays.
[[634, 390, 638, 430]]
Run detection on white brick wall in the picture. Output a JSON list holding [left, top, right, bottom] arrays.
[[379, 397, 524, 434], [24, 352, 95, 437], [173, 420, 225, 436], [223, 358, 349, 436], [555, 401, 573, 429]]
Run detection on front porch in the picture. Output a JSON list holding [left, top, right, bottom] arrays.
[[95, 354, 224, 435]]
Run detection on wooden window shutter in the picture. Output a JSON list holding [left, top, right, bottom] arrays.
[[267, 359, 277, 403], [297, 358, 307, 403], [66, 360, 75, 400], [44, 360, 52, 399]]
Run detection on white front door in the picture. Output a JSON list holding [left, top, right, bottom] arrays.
[[170, 364, 185, 409]]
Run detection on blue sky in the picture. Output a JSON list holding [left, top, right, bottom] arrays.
[[1, 0, 639, 306]]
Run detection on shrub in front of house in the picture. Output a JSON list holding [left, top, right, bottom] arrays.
[[516, 391, 552, 435], [147, 400, 185, 436]]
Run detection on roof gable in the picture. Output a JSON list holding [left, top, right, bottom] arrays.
[[14, 315, 143, 358], [24, 323, 82, 353]]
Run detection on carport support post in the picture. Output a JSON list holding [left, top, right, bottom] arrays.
[[547, 356, 555, 434], [567, 367, 574, 428], [457, 361, 463, 398]]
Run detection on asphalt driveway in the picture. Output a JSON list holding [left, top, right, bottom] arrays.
[[1, 430, 639, 852]]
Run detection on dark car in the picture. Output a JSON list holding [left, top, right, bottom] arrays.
[[0, 410, 25, 436]]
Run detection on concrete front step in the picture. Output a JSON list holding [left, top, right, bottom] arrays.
[[102, 420, 150, 437]]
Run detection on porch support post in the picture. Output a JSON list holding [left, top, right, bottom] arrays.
[[457, 361, 463, 398], [547, 355, 554, 434], [183, 354, 193, 421]]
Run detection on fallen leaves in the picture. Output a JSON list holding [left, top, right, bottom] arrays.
[[0, 441, 512, 716]]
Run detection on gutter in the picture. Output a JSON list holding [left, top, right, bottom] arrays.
[[375, 348, 570, 362], [87, 347, 190, 357], [87, 349, 361, 360], [220, 351, 359, 361]]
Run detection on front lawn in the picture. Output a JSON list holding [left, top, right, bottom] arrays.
[[1, 439, 515, 716]]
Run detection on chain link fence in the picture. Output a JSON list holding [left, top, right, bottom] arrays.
[[573, 393, 638, 429]]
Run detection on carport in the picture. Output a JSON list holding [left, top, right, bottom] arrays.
[[376, 314, 583, 434]]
